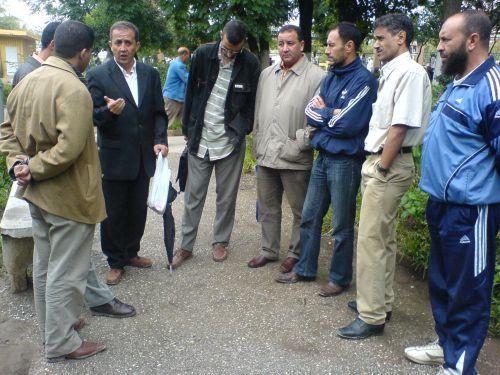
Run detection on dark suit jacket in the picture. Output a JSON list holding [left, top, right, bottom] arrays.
[[87, 60, 167, 181]]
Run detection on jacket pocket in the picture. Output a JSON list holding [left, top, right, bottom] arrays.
[[280, 138, 303, 163]]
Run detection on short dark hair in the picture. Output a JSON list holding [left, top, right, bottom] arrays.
[[278, 25, 304, 42], [41, 21, 61, 49], [374, 13, 414, 49], [54, 20, 94, 59], [222, 20, 247, 45], [109, 21, 140, 42], [330, 22, 364, 52], [458, 10, 492, 50]]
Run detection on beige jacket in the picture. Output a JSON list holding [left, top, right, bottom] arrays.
[[0, 56, 106, 224], [252, 56, 325, 170]]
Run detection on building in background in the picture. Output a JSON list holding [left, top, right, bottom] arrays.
[[0, 29, 38, 83]]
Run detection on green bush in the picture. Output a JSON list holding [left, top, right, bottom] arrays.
[[0, 153, 11, 208], [491, 240, 500, 336], [243, 134, 256, 174], [3, 82, 12, 105]]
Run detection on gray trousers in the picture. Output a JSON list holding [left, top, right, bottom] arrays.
[[84, 259, 114, 308], [180, 145, 245, 251], [30, 203, 96, 358], [256, 166, 310, 260]]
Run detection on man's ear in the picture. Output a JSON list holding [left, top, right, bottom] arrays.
[[108, 40, 112, 49], [345, 40, 355, 53], [467, 32, 480, 51], [48, 39, 55, 51], [397, 30, 406, 46]]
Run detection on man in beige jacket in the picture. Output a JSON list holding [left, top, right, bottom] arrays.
[[248, 25, 324, 273], [0, 21, 107, 362]]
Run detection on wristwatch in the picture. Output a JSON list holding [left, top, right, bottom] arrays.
[[376, 162, 389, 174]]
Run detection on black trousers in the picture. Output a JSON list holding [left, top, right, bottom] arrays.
[[101, 163, 149, 269]]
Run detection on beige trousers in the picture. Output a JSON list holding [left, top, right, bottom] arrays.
[[164, 97, 183, 126], [356, 153, 414, 325], [30, 203, 95, 358]]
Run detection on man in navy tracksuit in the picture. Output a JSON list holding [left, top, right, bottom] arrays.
[[275, 22, 377, 296], [413, 10, 499, 375]]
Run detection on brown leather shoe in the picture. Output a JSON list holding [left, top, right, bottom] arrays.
[[279, 257, 299, 273], [212, 243, 228, 262], [128, 256, 153, 268], [171, 249, 193, 269], [106, 268, 124, 285], [275, 272, 315, 284], [73, 318, 85, 332], [247, 255, 277, 268], [48, 341, 106, 363], [318, 281, 346, 297]]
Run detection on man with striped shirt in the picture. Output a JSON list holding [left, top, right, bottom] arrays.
[[172, 20, 260, 268]]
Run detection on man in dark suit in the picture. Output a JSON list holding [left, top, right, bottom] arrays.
[[87, 21, 168, 285]]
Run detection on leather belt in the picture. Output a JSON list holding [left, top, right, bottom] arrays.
[[369, 146, 413, 155]]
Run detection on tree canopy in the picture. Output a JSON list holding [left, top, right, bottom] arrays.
[[23, 0, 499, 63], [0, 6, 23, 30]]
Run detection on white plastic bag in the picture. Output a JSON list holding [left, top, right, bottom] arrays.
[[147, 155, 171, 214]]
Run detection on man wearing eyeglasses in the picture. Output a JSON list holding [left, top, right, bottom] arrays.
[[171, 20, 260, 268]]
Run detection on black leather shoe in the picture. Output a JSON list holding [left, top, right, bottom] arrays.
[[337, 318, 384, 340], [347, 300, 392, 322], [90, 298, 136, 318]]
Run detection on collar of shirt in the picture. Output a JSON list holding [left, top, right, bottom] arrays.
[[453, 59, 484, 86], [114, 57, 137, 77], [218, 45, 235, 69], [277, 55, 306, 78], [379, 51, 411, 79], [32, 53, 45, 64]]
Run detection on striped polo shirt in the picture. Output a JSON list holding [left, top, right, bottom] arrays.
[[196, 49, 235, 160]]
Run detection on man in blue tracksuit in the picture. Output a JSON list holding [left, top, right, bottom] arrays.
[[412, 10, 499, 375], [275, 22, 377, 296]]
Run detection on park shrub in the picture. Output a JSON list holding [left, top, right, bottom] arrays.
[[2, 82, 12, 105]]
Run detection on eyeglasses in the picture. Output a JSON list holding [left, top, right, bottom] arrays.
[[220, 43, 243, 56]]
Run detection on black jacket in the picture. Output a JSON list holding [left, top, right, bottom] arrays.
[[87, 60, 167, 181], [12, 56, 41, 87], [182, 41, 260, 153]]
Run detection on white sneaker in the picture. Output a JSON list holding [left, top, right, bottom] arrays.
[[404, 339, 444, 365]]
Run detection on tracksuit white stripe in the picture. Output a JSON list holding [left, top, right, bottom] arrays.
[[486, 67, 499, 101], [474, 205, 488, 277], [328, 85, 370, 127], [305, 95, 324, 122]]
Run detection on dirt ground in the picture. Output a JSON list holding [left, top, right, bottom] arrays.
[[0, 136, 499, 375]]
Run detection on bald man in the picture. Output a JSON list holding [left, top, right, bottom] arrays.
[[405, 11, 499, 374], [162, 47, 190, 126]]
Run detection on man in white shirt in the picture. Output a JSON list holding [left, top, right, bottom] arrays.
[[87, 21, 168, 285], [337, 13, 431, 339]]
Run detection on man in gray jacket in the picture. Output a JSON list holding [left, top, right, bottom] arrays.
[[247, 25, 324, 273]]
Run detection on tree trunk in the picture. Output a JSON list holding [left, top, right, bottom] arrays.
[[247, 34, 260, 58], [258, 37, 270, 70], [443, 0, 461, 19], [434, 0, 461, 82], [298, 0, 313, 53]]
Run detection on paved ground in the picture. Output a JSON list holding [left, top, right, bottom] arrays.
[[1, 136, 499, 375]]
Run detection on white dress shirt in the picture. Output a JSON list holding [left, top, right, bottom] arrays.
[[115, 58, 139, 106]]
